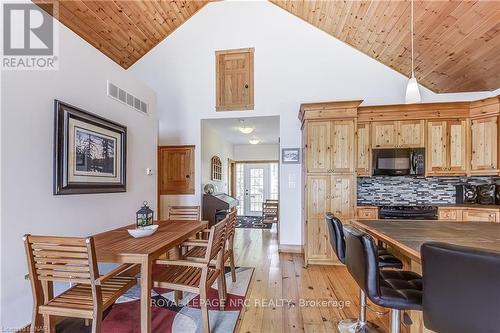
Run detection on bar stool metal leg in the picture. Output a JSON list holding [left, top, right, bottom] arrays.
[[337, 290, 383, 333], [390, 309, 400, 333]]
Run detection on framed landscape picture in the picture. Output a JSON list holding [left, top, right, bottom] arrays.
[[54, 100, 127, 195], [282, 148, 300, 164]]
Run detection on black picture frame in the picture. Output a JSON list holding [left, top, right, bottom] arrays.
[[54, 100, 127, 195], [282, 148, 300, 164]]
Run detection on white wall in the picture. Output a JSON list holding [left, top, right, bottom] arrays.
[[201, 122, 234, 193], [0, 24, 157, 330], [130, 1, 497, 247], [234, 144, 279, 161]]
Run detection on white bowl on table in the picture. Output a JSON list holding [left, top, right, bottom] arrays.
[[127, 224, 159, 238]]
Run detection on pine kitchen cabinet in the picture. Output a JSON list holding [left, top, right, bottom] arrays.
[[426, 120, 467, 176], [371, 120, 425, 149]]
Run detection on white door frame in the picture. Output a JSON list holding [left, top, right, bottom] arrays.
[[243, 163, 270, 216]]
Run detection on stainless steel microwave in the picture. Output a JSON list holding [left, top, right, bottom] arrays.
[[372, 148, 425, 176]]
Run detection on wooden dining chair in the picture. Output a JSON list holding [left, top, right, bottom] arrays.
[[23, 235, 137, 333], [152, 217, 228, 333], [262, 200, 279, 223], [181, 209, 238, 283], [168, 205, 201, 220]]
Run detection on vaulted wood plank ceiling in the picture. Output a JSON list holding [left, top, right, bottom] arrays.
[[33, 0, 209, 69], [271, 0, 500, 93], [33, 1, 499, 93]]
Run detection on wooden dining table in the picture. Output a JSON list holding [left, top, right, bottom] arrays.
[[93, 219, 208, 333], [350, 219, 500, 333]]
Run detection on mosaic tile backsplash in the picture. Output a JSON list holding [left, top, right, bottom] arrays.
[[357, 176, 499, 206]]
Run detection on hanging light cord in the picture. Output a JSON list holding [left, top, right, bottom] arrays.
[[411, 0, 415, 78]]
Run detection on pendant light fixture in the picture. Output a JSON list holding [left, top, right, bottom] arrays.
[[238, 119, 254, 134], [248, 137, 260, 145], [405, 0, 421, 104]]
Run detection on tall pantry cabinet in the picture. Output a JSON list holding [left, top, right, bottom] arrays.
[[299, 101, 362, 266]]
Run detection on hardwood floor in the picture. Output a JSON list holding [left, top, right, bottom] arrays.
[[235, 225, 390, 333]]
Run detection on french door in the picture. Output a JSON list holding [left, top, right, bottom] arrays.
[[236, 162, 278, 217], [244, 164, 269, 216]]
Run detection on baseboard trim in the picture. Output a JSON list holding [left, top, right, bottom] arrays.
[[278, 244, 303, 254]]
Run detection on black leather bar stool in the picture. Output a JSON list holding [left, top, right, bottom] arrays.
[[325, 213, 403, 332], [421, 242, 500, 333], [343, 226, 422, 333]]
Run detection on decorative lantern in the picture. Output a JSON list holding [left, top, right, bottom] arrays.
[[136, 201, 154, 228]]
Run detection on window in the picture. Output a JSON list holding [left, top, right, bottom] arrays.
[[211, 156, 222, 181], [236, 163, 245, 214], [216, 48, 254, 111], [270, 163, 279, 200]]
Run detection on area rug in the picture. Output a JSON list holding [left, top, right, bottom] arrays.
[[98, 266, 254, 333], [236, 216, 272, 229]]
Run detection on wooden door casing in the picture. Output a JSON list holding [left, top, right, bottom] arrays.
[[216, 48, 254, 111], [331, 120, 355, 173], [356, 123, 371, 176], [306, 121, 331, 173], [158, 146, 195, 195], [470, 117, 498, 174]]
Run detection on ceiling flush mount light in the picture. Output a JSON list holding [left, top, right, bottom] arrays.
[[405, 0, 421, 104], [238, 119, 254, 134], [248, 137, 260, 145]]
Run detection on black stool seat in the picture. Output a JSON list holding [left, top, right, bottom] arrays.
[[378, 249, 404, 269], [377, 270, 423, 311], [325, 213, 403, 269]]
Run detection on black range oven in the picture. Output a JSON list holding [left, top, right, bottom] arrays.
[[379, 206, 438, 220]]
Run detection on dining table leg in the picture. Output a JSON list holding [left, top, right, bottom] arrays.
[[140, 258, 152, 333]]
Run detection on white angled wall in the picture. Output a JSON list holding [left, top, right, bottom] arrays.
[[130, 1, 496, 247], [0, 24, 158, 329], [201, 122, 235, 194]]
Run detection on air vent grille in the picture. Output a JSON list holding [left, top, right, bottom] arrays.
[[107, 81, 148, 115]]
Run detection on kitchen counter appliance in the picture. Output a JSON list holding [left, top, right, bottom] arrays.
[[372, 148, 425, 176], [379, 205, 438, 220]]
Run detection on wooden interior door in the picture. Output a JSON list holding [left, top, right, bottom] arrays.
[[356, 123, 371, 176], [448, 120, 467, 173], [330, 174, 355, 219], [158, 146, 195, 195], [306, 175, 332, 261], [372, 121, 397, 148], [306, 121, 331, 173], [331, 120, 355, 173], [427, 121, 448, 174], [398, 120, 425, 148], [471, 117, 498, 173], [216, 48, 254, 111]]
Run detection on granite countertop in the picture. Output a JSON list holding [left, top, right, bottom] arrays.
[[352, 220, 500, 262]]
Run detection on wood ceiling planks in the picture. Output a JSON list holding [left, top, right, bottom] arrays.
[[32, 0, 210, 69], [271, 0, 500, 93], [32, 1, 499, 93]]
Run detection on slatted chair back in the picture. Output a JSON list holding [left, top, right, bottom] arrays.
[[168, 206, 201, 221], [226, 210, 237, 241], [205, 217, 228, 262], [23, 235, 100, 307]]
